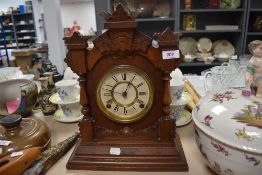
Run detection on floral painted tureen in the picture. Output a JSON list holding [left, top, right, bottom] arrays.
[[192, 88, 262, 175]]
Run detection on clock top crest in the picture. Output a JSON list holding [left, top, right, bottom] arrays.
[[64, 4, 188, 171]]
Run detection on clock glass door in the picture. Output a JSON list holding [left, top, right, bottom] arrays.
[[96, 65, 154, 123]]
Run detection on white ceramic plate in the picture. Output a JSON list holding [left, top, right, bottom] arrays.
[[213, 40, 235, 60], [197, 38, 212, 53], [176, 109, 192, 127], [54, 109, 83, 123], [49, 93, 80, 105], [179, 37, 197, 56]]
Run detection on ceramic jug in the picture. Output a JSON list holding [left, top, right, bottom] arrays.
[[19, 80, 38, 117]]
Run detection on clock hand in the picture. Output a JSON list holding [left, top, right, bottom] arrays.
[[102, 88, 122, 95], [123, 74, 136, 97]]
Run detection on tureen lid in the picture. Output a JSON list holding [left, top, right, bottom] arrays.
[[192, 88, 262, 154]]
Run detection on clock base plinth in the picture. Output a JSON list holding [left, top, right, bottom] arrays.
[[66, 134, 188, 172]]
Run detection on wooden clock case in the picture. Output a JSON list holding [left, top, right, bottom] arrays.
[[64, 5, 188, 171]]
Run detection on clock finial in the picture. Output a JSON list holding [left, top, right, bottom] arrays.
[[100, 4, 137, 29], [154, 27, 181, 47]]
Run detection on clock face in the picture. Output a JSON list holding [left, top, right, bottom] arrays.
[[96, 65, 154, 123]]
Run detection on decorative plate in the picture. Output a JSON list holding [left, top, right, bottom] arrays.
[[179, 37, 197, 56], [54, 109, 83, 123], [176, 109, 192, 127], [213, 40, 235, 61], [197, 38, 212, 53], [49, 93, 80, 105]]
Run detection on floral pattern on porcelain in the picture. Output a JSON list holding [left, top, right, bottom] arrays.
[[61, 105, 73, 116], [245, 154, 260, 166], [202, 115, 213, 129], [235, 127, 254, 141], [233, 102, 262, 129], [211, 91, 236, 104], [57, 88, 69, 100], [173, 88, 183, 100], [211, 140, 231, 156], [192, 87, 262, 175]]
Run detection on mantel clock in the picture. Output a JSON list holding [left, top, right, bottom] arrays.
[[64, 5, 188, 171]]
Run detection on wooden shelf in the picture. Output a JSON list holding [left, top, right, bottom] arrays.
[[180, 9, 244, 13], [180, 29, 242, 33], [136, 17, 174, 22]]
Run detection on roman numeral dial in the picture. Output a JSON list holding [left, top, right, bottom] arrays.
[[96, 65, 154, 123]]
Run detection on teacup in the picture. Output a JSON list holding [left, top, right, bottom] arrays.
[[170, 92, 192, 120], [55, 79, 79, 101], [60, 102, 81, 118], [170, 78, 184, 101]]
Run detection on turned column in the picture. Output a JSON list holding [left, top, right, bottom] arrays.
[[64, 32, 94, 141]]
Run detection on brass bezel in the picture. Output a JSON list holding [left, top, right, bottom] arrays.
[[96, 65, 154, 123]]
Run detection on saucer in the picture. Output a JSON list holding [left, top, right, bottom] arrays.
[[176, 109, 192, 127], [172, 92, 192, 106], [54, 109, 83, 123], [49, 93, 80, 105]]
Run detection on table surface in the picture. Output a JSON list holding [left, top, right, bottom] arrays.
[[34, 110, 216, 175]]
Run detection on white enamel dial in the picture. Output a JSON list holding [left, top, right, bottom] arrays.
[[96, 65, 154, 123]]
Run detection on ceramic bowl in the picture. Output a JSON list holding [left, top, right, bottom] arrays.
[[0, 79, 38, 116], [192, 88, 262, 175], [183, 54, 197, 62], [196, 52, 212, 62], [0, 67, 23, 82]]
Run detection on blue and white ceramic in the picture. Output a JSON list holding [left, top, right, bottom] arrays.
[[55, 79, 79, 101]]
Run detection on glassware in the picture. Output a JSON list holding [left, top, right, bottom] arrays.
[[203, 65, 238, 93]]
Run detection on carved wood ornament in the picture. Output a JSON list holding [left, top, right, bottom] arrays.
[[64, 4, 187, 171]]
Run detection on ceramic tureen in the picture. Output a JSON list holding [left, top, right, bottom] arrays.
[[192, 88, 262, 175]]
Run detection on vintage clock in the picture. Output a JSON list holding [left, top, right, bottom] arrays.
[[64, 5, 188, 171]]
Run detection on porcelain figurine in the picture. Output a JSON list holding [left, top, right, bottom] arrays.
[[246, 40, 262, 98]]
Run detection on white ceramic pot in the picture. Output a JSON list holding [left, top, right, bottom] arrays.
[[0, 67, 23, 82], [170, 92, 192, 120], [170, 78, 184, 101], [55, 79, 79, 101], [192, 88, 262, 175]]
